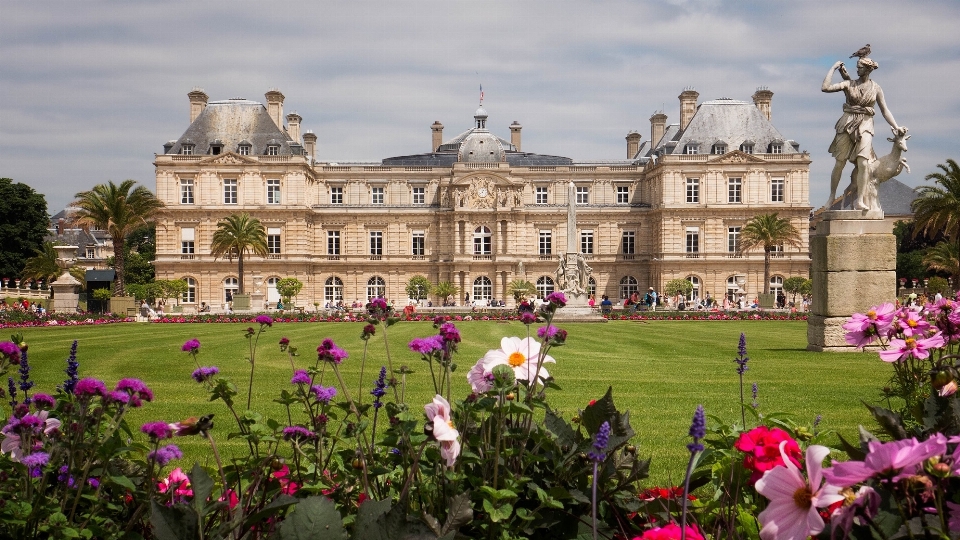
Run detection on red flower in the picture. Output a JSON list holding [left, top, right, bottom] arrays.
[[734, 426, 802, 483]]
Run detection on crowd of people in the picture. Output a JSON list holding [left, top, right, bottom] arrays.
[[0, 298, 46, 315]]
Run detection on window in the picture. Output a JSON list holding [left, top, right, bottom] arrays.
[[325, 277, 344, 304], [412, 231, 425, 256], [367, 276, 386, 300], [371, 187, 384, 205], [684, 144, 699, 155], [686, 276, 700, 302], [771, 177, 785, 202], [535, 186, 548, 205], [330, 187, 343, 205], [267, 227, 281, 258], [85, 247, 95, 259], [712, 144, 727, 155], [473, 276, 492, 301], [238, 144, 251, 156], [621, 231, 635, 255], [536, 276, 555, 298], [223, 179, 237, 204], [180, 179, 195, 204], [616, 186, 629, 204], [474, 226, 491, 255], [728, 226, 741, 253], [588, 277, 596, 298], [209, 141, 223, 155], [740, 142, 754, 154], [369, 231, 383, 256], [183, 277, 196, 303], [181, 144, 195, 155], [727, 276, 740, 302], [728, 178, 742, 203], [538, 230, 552, 256], [580, 230, 594, 255], [771, 243, 785, 258], [412, 187, 425, 205], [685, 227, 700, 256], [686, 178, 699, 203], [266, 145, 279, 156], [327, 231, 340, 256], [619, 276, 638, 300], [769, 143, 783, 154], [770, 275, 784, 298], [266, 179, 280, 204], [267, 277, 280, 304], [576, 186, 589, 205], [180, 227, 195, 258], [223, 278, 238, 303]]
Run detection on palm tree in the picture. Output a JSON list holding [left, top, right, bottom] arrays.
[[210, 213, 268, 294], [71, 180, 163, 296], [22, 243, 89, 285], [923, 241, 960, 280], [912, 159, 960, 285], [737, 213, 803, 294], [506, 279, 537, 303]]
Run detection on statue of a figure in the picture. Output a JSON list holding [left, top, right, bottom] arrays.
[[517, 261, 525, 276], [453, 188, 465, 208], [555, 254, 567, 289], [576, 254, 592, 292], [822, 55, 907, 210], [440, 187, 448, 207], [555, 253, 588, 296], [513, 189, 522, 207]]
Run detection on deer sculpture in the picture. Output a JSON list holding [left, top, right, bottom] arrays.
[[842, 127, 910, 212]]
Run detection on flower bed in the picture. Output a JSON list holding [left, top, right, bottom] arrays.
[[0, 312, 130, 329]]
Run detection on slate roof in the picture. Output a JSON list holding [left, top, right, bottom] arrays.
[[43, 229, 102, 259], [165, 99, 295, 156]]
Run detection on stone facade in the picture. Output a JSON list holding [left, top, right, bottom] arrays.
[[153, 88, 811, 309]]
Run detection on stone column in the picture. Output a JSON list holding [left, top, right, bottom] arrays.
[[807, 212, 896, 351]]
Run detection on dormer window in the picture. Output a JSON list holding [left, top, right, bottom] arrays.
[[237, 141, 252, 155], [684, 144, 699, 155], [769, 143, 783, 154], [181, 144, 195, 155], [739, 142, 754, 154], [266, 145, 279, 156], [209, 139, 223, 155], [711, 143, 727, 155]]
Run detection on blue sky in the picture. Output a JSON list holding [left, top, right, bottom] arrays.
[[2, 0, 958, 212]]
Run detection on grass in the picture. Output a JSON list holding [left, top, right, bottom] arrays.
[[12, 319, 888, 485]]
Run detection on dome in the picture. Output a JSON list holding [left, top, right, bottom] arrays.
[[474, 106, 488, 118], [458, 131, 504, 163]]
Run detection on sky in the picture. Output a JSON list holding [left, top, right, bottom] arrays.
[[2, 0, 959, 213]]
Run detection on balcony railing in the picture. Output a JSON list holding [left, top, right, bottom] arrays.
[[538, 255, 553, 261], [180, 254, 195, 260], [369, 255, 382, 261], [411, 255, 425, 260], [267, 254, 281, 260], [327, 255, 340, 260], [473, 255, 492, 261]]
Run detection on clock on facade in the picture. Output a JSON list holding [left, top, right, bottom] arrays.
[[478, 187, 488, 198]]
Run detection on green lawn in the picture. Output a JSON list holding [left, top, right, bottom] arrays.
[[12, 320, 887, 485]]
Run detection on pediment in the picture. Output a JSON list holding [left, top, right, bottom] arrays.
[[707, 150, 766, 165], [198, 152, 259, 165], [447, 174, 523, 210]]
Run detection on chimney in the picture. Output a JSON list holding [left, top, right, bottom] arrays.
[[431, 121, 444, 151], [649, 112, 668, 149], [286, 112, 302, 143], [188, 88, 208, 124], [752, 87, 774, 121], [265, 89, 285, 129], [679, 89, 699, 131], [302, 130, 317, 160], [625, 131, 641, 159], [510, 121, 522, 152]]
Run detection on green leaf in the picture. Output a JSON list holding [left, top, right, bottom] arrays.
[[277, 496, 348, 540], [482, 499, 513, 523], [351, 497, 392, 539], [240, 494, 298, 531], [187, 464, 214, 518], [149, 501, 198, 540], [110, 475, 137, 491], [581, 386, 617, 435], [863, 402, 907, 440], [440, 492, 473, 535], [545, 408, 579, 449]]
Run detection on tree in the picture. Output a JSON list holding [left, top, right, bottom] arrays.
[[405, 275, 433, 303], [928, 276, 951, 297], [737, 213, 803, 294], [21, 242, 85, 285], [71, 180, 163, 296], [923, 241, 959, 279], [506, 279, 537, 303], [0, 178, 49, 280], [912, 159, 960, 285], [783, 276, 809, 304], [159, 279, 189, 306], [209, 213, 268, 294], [276, 278, 304, 305], [664, 278, 694, 298], [432, 281, 460, 305]]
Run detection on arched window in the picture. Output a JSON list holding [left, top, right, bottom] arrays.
[[770, 275, 784, 298], [536, 276, 554, 298], [473, 226, 492, 255], [588, 277, 597, 298], [223, 277, 238, 303], [367, 276, 386, 300], [325, 277, 344, 304], [266, 277, 280, 304], [619, 276, 638, 300], [726, 276, 740, 303], [473, 276, 492, 301], [686, 276, 700, 302], [182, 277, 197, 304]]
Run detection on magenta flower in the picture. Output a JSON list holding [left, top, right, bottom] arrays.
[[877, 332, 945, 362], [519, 311, 537, 325], [73, 378, 107, 398], [115, 378, 154, 404], [439, 323, 461, 344], [824, 434, 947, 487], [282, 426, 316, 441], [537, 325, 568, 344], [290, 369, 311, 385], [0, 341, 21, 365], [141, 421, 174, 441], [409, 335, 444, 355], [545, 291, 567, 307], [181, 339, 201, 353], [317, 339, 348, 364], [32, 393, 55, 410], [191, 366, 219, 383], [148, 444, 183, 467], [310, 385, 337, 403], [255, 315, 273, 326], [842, 303, 897, 347], [896, 310, 931, 337]]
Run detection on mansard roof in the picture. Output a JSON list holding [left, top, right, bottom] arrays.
[[165, 99, 294, 156]]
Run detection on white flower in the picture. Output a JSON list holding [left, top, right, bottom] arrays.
[[424, 395, 460, 467], [477, 337, 556, 387]]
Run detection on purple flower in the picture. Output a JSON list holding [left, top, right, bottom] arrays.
[[22, 451, 49, 476], [687, 405, 705, 453], [317, 339, 348, 364], [18, 349, 34, 402], [74, 378, 107, 398], [537, 325, 568, 344], [282, 426, 316, 441], [32, 393, 55, 410], [104, 391, 130, 406], [371, 367, 387, 409], [0, 341, 20, 365], [545, 292, 567, 307], [61, 341, 79, 394], [255, 315, 273, 326], [369, 297, 388, 311], [361, 324, 377, 340], [141, 421, 173, 440], [439, 323, 461, 344], [409, 336, 444, 355], [87, 477, 100, 488], [148, 444, 183, 467], [191, 366, 219, 383], [115, 378, 154, 403], [291, 369, 311, 385], [7, 377, 16, 408], [735, 333, 749, 375], [587, 421, 611, 462], [310, 385, 337, 403], [519, 311, 537, 325], [752, 382, 759, 409], [181, 338, 201, 353]]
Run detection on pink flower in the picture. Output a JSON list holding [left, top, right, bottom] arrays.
[[824, 434, 947, 487], [475, 337, 556, 388], [755, 443, 844, 540], [877, 332, 945, 362], [896, 310, 931, 337], [424, 395, 460, 467], [843, 303, 896, 347], [466, 360, 494, 393], [157, 467, 193, 501], [734, 426, 802, 484], [633, 522, 704, 540]]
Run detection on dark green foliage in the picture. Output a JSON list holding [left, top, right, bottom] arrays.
[[0, 178, 49, 279]]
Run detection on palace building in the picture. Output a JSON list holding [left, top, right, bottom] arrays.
[[153, 87, 811, 309]]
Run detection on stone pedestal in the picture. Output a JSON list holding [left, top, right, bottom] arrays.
[[51, 245, 81, 313], [250, 292, 265, 311], [807, 211, 896, 351], [553, 292, 606, 323]]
